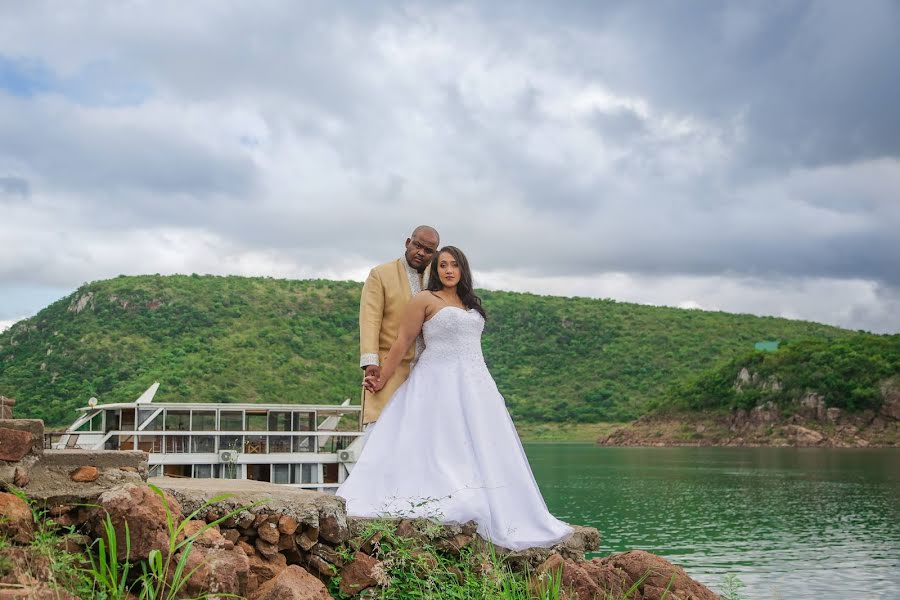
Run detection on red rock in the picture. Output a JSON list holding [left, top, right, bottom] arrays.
[[248, 550, 287, 590], [184, 520, 226, 548], [70, 466, 100, 482], [94, 484, 183, 561], [295, 526, 318, 551], [591, 550, 720, 600], [277, 514, 299, 535], [248, 565, 331, 600], [0, 428, 33, 462], [0, 492, 33, 543], [258, 521, 281, 544], [177, 544, 250, 598], [318, 511, 349, 543], [339, 551, 381, 596], [255, 537, 279, 557]]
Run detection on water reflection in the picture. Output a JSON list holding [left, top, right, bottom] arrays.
[[526, 445, 900, 600]]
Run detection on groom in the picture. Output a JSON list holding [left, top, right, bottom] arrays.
[[359, 225, 440, 426]]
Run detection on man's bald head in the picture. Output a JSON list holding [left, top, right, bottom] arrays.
[[404, 226, 440, 273]]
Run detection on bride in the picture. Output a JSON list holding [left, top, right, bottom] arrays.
[[337, 246, 573, 551]]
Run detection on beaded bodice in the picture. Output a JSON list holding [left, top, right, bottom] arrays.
[[418, 307, 485, 366]]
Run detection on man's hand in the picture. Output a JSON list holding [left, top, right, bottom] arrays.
[[364, 365, 381, 381], [363, 374, 386, 393]]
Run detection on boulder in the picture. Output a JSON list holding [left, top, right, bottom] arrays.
[[183, 520, 226, 548], [248, 565, 332, 600], [248, 549, 288, 589], [534, 553, 628, 600], [592, 550, 720, 600], [94, 484, 183, 561], [0, 428, 35, 462], [783, 425, 826, 446], [339, 551, 382, 596], [0, 492, 33, 543], [0, 420, 43, 460], [258, 521, 281, 544], [278, 514, 299, 535], [70, 466, 100, 482], [318, 509, 349, 544], [177, 544, 250, 598]]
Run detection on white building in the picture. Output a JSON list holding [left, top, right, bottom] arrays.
[[54, 383, 363, 490]]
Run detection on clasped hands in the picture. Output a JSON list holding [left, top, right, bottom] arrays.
[[363, 365, 387, 393]]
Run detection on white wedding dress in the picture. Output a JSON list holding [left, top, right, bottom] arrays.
[[337, 306, 573, 551]]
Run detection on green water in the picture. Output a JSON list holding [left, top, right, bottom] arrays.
[[526, 445, 900, 599]]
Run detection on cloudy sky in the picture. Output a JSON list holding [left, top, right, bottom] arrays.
[[1, 1, 899, 333]]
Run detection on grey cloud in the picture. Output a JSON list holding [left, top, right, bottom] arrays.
[[0, 176, 29, 199]]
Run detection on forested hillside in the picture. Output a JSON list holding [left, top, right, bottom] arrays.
[[0, 274, 860, 427]]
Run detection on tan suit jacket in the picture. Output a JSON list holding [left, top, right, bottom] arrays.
[[360, 259, 421, 424]]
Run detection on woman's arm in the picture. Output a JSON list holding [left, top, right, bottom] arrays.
[[365, 292, 430, 392]]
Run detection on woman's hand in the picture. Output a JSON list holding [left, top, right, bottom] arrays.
[[363, 374, 386, 393]]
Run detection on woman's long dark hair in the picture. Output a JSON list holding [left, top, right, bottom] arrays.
[[426, 246, 487, 320]]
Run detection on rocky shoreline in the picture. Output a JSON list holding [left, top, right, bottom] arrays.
[[1, 415, 722, 599], [599, 392, 900, 448]]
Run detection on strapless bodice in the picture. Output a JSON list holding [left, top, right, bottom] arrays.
[[418, 306, 485, 366]]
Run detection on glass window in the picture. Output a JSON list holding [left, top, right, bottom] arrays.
[[219, 411, 242, 431], [192, 435, 215, 453], [219, 435, 242, 452], [219, 462, 240, 479], [268, 411, 292, 431], [292, 463, 318, 484], [138, 435, 162, 453], [293, 435, 315, 452], [292, 412, 315, 432], [244, 435, 267, 454], [148, 464, 162, 478], [272, 464, 290, 484], [246, 411, 267, 431], [192, 410, 216, 431], [269, 436, 292, 453], [141, 410, 163, 431], [165, 410, 190, 432], [165, 435, 189, 453], [194, 464, 213, 478]]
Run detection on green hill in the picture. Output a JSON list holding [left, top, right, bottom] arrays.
[[665, 335, 900, 413], [0, 274, 864, 427]]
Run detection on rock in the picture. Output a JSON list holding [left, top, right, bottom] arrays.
[[70, 466, 100, 482], [184, 520, 226, 548], [258, 521, 281, 544], [799, 393, 827, 420], [783, 425, 826, 446], [435, 532, 474, 555], [278, 532, 297, 551], [249, 565, 332, 600], [339, 552, 382, 596], [311, 542, 344, 568], [94, 483, 183, 561], [296, 526, 319, 551], [248, 551, 288, 589], [305, 553, 338, 577], [177, 544, 249, 598], [534, 553, 623, 600], [318, 510, 349, 543], [13, 466, 29, 487], [255, 537, 279, 558], [0, 491, 34, 543], [278, 514, 299, 535], [592, 550, 720, 600], [826, 407, 842, 422], [222, 528, 241, 545], [0, 428, 34, 462]]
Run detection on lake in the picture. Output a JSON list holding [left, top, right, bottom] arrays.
[[526, 445, 900, 599]]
